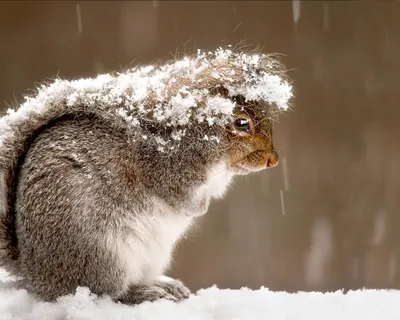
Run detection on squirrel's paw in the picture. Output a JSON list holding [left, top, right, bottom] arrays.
[[118, 284, 179, 305], [155, 276, 191, 301]]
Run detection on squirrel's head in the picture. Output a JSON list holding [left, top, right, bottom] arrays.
[[116, 48, 292, 175], [206, 85, 279, 175], [225, 98, 278, 175]]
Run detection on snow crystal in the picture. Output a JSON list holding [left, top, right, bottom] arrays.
[[292, 0, 301, 26], [206, 96, 236, 116], [1, 269, 400, 320], [171, 129, 186, 141], [0, 47, 292, 149]]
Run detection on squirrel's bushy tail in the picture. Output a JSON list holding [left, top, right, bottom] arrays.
[[0, 103, 78, 273], [0, 118, 30, 273]]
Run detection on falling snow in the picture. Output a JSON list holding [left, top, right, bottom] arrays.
[[282, 157, 289, 191], [76, 4, 82, 34], [292, 0, 301, 26], [280, 189, 286, 216]]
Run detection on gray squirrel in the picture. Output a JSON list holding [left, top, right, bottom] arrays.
[[0, 48, 292, 304]]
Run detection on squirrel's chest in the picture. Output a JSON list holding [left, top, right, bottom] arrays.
[[105, 213, 192, 286]]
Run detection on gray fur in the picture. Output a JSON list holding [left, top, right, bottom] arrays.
[[10, 115, 226, 302], [0, 97, 228, 304], [0, 49, 291, 304]]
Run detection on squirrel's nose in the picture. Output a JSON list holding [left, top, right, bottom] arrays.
[[266, 150, 279, 168]]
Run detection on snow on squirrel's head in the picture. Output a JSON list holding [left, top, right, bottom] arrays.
[[5, 47, 293, 174], [116, 47, 292, 172]]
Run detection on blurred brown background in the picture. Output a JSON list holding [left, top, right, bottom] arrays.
[[1, 1, 400, 293]]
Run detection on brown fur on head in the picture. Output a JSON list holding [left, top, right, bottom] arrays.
[[225, 98, 278, 175], [227, 105, 278, 175], [206, 86, 279, 175]]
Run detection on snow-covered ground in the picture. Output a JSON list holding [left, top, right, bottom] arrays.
[[1, 269, 400, 320]]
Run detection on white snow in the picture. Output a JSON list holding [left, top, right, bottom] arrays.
[[1, 269, 400, 320]]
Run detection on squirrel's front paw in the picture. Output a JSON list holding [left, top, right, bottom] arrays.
[[155, 276, 191, 301], [118, 285, 179, 305]]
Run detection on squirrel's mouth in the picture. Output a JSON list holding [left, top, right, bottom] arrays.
[[231, 163, 254, 175], [232, 162, 266, 175], [230, 150, 277, 175]]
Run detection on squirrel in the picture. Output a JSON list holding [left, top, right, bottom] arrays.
[[0, 47, 292, 304]]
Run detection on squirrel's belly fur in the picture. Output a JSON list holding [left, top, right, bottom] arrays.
[[106, 162, 233, 291], [105, 209, 193, 291]]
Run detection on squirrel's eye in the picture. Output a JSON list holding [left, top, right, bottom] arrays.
[[234, 118, 250, 132]]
